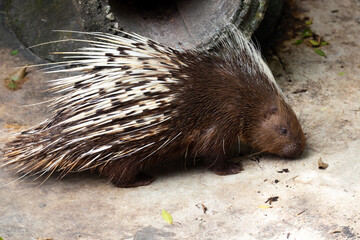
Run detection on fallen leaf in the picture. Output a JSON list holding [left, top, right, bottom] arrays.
[[314, 49, 326, 57], [337, 71, 346, 76], [8, 80, 18, 90], [201, 203, 208, 214], [11, 49, 18, 55], [305, 19, 312, 25], [318, 157, 329, 170], [302, 28, 312, 37], [320, 41, 329, 46], [294, 39, 302, 45], [309, 39, 320, 46], [161, 209, 173, 224], [4, 65, 28, 90]]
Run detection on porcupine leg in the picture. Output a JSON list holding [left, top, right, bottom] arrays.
[[105, 162, 155, 188], [207, 154, 243, 176]]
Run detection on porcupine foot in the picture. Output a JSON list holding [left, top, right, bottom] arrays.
[[209, 162, 243, 176], [104, 162, 155, 188], [110, 173, 155, 188]]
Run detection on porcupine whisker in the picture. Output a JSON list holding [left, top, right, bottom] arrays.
[[184, 145, 189, 172], [193, 152, 198, 166], [247, 149, 270, 158], [222, 138, 226, 154]]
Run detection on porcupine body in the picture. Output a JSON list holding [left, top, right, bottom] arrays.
[[3, 26, 306, 187]]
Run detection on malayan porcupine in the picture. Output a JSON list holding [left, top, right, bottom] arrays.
[[3, 26, 306, 187]]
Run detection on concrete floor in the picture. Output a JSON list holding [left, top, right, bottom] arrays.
[[1, 0, 360, 239]]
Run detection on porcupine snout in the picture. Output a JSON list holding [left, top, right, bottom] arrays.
[[282, 139, 306, 159]]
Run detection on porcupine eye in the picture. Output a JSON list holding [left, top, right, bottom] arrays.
[[280, 127, 287, 135]]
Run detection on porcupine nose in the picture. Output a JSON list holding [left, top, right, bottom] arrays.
[[282, 141, 306, 159]]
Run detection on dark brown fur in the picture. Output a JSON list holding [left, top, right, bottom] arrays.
[[103, 52, 306, 187]]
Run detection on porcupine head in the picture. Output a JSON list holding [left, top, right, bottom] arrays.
[[3, 25, 305, 187]]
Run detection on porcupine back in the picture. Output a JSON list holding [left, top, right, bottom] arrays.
[[3, 26, 304, 186], [4, 31, 183, 177]]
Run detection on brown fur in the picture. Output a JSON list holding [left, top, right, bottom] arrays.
[[103, 51, 306, 187]]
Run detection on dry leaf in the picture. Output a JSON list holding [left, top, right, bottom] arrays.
[[265, 196, 279, 205], [318, 157, 329, 170], [201, 203, 207, 214], [5, 65, 28, 90], [314, 49, 326, 57]]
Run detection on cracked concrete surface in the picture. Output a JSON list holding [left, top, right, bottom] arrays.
[[1, 0, 360, 239]]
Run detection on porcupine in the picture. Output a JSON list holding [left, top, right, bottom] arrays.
[[3, 26, 306, 188]]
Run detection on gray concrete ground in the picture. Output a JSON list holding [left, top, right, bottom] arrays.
[[1, 0, 360, 239]]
